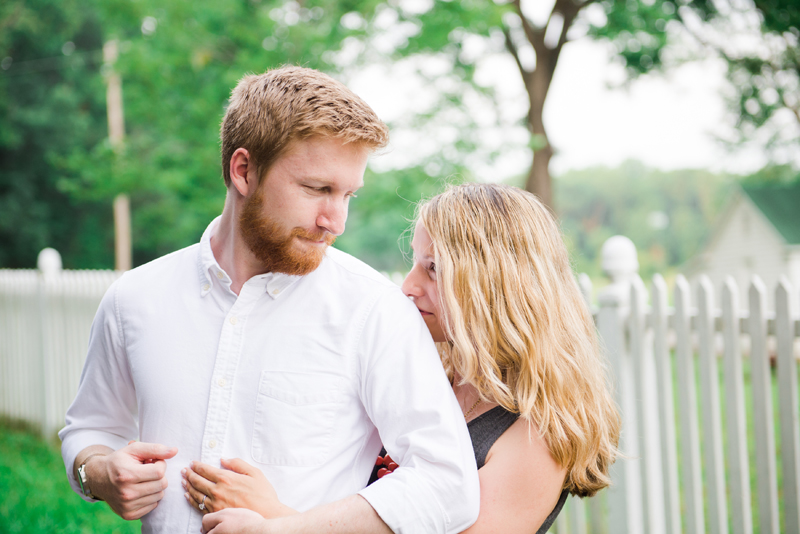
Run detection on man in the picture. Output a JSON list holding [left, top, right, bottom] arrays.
[[59, 67, 479, 534]]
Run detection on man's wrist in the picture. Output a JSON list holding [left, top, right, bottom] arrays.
[[78, 453, 107, 500]]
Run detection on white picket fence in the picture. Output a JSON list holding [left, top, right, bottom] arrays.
[[553, 236, 800, 534], [2, 240, 800, 534], [0, 249, 120, 437]]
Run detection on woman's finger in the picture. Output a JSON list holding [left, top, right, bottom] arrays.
[[220, 457, 256, 476], [191, 460, 224, 483], [184, 466, 215, 496], [183, 479, 213, 513]]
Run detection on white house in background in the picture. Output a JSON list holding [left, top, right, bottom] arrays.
[[688, 182, 800, 310]]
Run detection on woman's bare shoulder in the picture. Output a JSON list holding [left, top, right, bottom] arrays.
[[463, 418, 566, 534]]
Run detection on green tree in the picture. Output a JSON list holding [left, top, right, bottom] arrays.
[[2, 0, 440, 269], [553, 160, 732, 278], [0, 0, 111, 268], [689, 1, 800, 154], [357, 0, 718, 210]]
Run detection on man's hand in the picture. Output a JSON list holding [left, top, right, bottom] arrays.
[[202, 508, 270, 534], [183, 458, 297, 519], [77, 441, 178, 520]]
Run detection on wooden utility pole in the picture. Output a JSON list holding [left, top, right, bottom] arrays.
[[103, 39, 131, 271]]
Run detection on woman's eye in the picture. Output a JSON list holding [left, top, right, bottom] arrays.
[[427, 263, 436, 275]]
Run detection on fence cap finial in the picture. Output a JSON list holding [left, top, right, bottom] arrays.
[[37, 248, 62, 277], [601, 235, 638, 281]]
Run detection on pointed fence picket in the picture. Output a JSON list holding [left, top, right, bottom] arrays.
[[697, 277, 728, 534], [749, 277, 779, 534], [722, 278, 754, 534]]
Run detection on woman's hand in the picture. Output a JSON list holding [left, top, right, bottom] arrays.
[[202, 508, 270, 534], [182, 458, 297, 519]]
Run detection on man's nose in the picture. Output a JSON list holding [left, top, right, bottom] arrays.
[[317, 200, 347, 236]]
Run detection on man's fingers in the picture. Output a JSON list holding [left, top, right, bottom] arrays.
[[124, 501, 159, 521], [118, 491, 162, 520], [119, 459, 169, 484], [132, 478, 168, 499], [220, 457, 254, 476], [127, 441, 178, 462], [190, 461, 224, 483], [202, 510, 226, 534]]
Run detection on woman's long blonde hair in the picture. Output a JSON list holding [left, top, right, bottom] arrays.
[[418, 183, 620, 497]]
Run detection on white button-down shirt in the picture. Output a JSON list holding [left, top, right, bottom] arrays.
[[60, 218, 479, 534]]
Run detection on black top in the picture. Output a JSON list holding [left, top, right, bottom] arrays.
[[368, 405, 569, 533], [467, 406, 568, 534]]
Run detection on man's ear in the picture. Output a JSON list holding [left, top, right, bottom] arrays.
[[229, 148, 256, 197]]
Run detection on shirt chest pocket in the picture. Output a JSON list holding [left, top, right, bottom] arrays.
[[251, 371, 346, 467]]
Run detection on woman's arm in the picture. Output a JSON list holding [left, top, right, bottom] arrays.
[[201, 494, 392, 534], [182, 458, 297, 519], [463, 419, 567, 534]]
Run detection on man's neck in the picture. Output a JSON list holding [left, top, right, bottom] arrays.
[[210, 197, 267, 295]]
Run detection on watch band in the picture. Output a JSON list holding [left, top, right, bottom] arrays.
[[77, 453, 106, 500]]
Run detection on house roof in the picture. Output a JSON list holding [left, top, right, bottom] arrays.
[[742, 183, 800, 245]]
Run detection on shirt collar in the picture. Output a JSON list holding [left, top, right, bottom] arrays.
[[197, 216, 302, 298]]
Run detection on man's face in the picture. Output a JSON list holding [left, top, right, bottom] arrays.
[[239, 136, 369, 276]]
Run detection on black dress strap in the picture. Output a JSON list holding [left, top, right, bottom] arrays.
[[536, 490, 569, 534], [467, 405, 519, 468]]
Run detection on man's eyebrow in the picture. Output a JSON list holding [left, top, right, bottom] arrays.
[[301, 177, 363, 190]]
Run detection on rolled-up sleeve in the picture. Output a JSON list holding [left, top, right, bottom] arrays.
[[356, 289, 480, 534], [58, 278, 138, 499]]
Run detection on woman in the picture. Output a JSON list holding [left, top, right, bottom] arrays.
[[187, 183, 620, 533]]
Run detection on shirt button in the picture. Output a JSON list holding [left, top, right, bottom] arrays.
[[202, 283, 210, 291], [272, 288, 280, 295], [208, 440, 217, 449], [217, 378, 227, 388], [216, 271, 224, 279], [229, 316, 238, 325]]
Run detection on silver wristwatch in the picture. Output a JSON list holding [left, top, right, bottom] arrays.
[[77, 454, 104, 500]]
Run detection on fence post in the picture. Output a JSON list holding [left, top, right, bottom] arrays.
[[597, 236, 643, 534], [37, 248, 61, 437]]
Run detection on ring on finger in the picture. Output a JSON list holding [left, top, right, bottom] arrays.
[[199, 494, 207, 511]]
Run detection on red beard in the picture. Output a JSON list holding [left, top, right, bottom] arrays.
[[239, 189, 336, 276]]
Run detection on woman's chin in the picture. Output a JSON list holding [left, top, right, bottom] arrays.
[[422, 315, 447, 343]]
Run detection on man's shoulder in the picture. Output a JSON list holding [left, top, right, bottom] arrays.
[[116, 243, 200, 292], [322, 247, 398, 290]]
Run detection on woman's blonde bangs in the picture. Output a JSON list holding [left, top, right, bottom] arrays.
[[418, 183, 621, 497]]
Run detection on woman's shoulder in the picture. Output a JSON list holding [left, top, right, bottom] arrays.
[[471, 417, 567, 533]]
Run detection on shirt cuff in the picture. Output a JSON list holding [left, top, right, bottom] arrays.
[[358, 467, 465, 534], [60, 429, 130, 501]]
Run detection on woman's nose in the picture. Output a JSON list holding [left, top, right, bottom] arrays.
[[401, 268, 422, 298]]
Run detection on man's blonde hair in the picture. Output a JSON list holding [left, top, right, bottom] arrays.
[[220, 66, 389, 186], [418, 183, 620, 497]]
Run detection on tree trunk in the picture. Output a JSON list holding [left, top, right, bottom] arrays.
[[506, 0, 588, 213], [526, 144, 553, 209]]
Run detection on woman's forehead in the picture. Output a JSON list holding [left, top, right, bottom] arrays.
[[411, 222, 435, 256]]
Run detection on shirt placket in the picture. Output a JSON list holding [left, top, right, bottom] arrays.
[[200, 280, 264, 462]]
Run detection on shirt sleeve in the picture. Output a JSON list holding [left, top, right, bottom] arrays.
[[58, 277, 139, 500], [356, 288, 480, 534]]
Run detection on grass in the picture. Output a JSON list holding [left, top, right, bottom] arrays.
[[0, 417, 139, 534]]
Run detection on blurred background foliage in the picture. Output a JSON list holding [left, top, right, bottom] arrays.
[[1, 0, 799, 274]]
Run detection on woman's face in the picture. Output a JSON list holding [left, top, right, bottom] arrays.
[[402, 221, 447, 342]]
